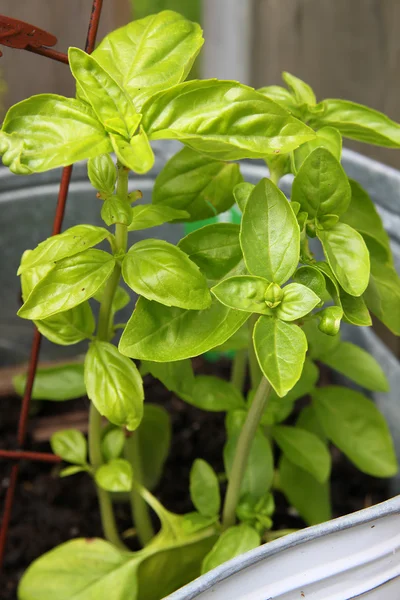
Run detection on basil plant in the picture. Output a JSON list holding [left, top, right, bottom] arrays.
[[2, 10, 400, 600]]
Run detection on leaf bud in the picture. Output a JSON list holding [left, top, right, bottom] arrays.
[[264, 282, 283, 308], [318, 306, 343, 336]]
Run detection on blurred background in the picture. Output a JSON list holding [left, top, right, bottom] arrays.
[[1, 0, 400, 169]]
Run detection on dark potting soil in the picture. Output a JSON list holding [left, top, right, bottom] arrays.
[[0, 357, 389, 599]]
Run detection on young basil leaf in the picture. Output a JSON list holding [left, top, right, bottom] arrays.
[[69, 47, 141, 139], [293, 265, 327, 299], [85, 341, 144, 431], [50, 429, 87, 465], [282, 71, 316, 106], [257, 85, 298, 114], [253, 317, 307, 397], [152, 146, 242, 221], [189, 376, 246, 412], [272, 425, 331, 483], [313, 386, 398, 477], [95, 458, 133, 493], [201, 524, 260, 575], [91, 10, 204, 112], [88, 154, 116, 195], [35, 302, 95, 346], [122, 239, 211, 310], [109, 127, 154, 174], [136, 404, 171, 491], [320, 341, 389, 392], [292, 148, 351, 218], [279, 456, 331, 526], [364, 257, 400, 335], [101, 428, 125, 462], [60, 465, 88, 478], [240, 178, 300, 284], [0, 94, 111, 174], [317, 222, 370, 296], [18, 225, 111, 274], [293, 126, 342, 172], [119, 297, 249, 361], [18, 250, 115, 320], [141, 80, 316, 160], [13, 363, 85, 401], [276, 283, 320, 321], [141, 359, 194, 402], [302, 319, 340, 359], [190, 459, 221, 517], [339, 288, 372, 326], [178, 223, 245, 284], [128, 205, 189, 231], [101, 195, 133, 227], [211, 275, 272, 315], [317, 306, 343, 336], [233, 182, 254, 213], [309, 98, 400, 147]]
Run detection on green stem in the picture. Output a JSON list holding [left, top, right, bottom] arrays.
[[124, 434, 155, 546], [222, 376, 271, 530], [248, 314, 262, 389], [230, 349, 247, 393]]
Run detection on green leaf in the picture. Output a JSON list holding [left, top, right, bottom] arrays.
[[319, 341, 389, 392], [141, 359, 194, 402], [211, 275, 272, 315], [292, 148, 351, 218], [189, 376, 246, 412], [69, 47, 141, 138], [293, 265, 327, 299], [310, 98, 400, 147], [212, 325, 249, 353], [240, 178, 300, 284], [253, 317, 307, 397], [317, 305, 343, 337], [233, 182, 254, 212], [137, 404, 171, 490], [141, 80, 316, 160], [122, 239, 211, 309], [178, 223, 245, 284], [119, 297, 249, 361], [201, 524, 260, 574], [313, 386, 398, 477], [91, 10, 204, 112], [128, 204, 189, 231], [279, 456, 331, 526], [339, 288, 372, 326], [302, 319, 340, 359], [190, 459, 221, 517], [88, 154, 116, 195], [101, 195, 133, 226], [18, 249, 115, 320], [35, 302, 95, 346], [85, 341, 144, 431], [101, 428, 125, 462], [59, 465, 88, 478], [18, 225, 110, 274], [50, 429, 87, 465], [317, 223, 370, 296], [293, 126, 342, 172], [257, 85, 298, 114], [272, 425, 331, 483], [13, 363, 85, 401], [152, 146, 243, 221], [296, 405, 327, 442], [0, 94, 111, 174], [282, 71, 316, 106], [364, 257, 400, 334], [276, 283, 320, 321], [110, 128, 155, 174], [95, 458, 133, 492]]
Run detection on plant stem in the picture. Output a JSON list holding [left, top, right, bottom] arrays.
[[124, 433, 155, 546], [248, 314, 262, 389], [222, 376, 271, 531], [230, 349, 247, 392]]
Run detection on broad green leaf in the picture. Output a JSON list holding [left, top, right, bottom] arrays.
[[292, 148, 351, 218], [119, 297, 249, 361], [20, 256, 53, 301], [152, 146, 243, 221], [128, 204, 189, 231], [253, 317, 307, 397], [0, 94, 111, 174], [320, 341, 389, 392], [364, 257, 400, 335], [137, 404, 171, 490], [69, 47, 141, 138], [35, 302, 95, 346], [279, 456, 331, 526], [122, 239, 211, 309], [85, 341, 144, 431], [101, 195, 133, 227], [293, 126, 342, 172], [313, 386, 398, 477], [317, 222, 370, 296], [101, 428, 125, 462], [178, 223, 245, 284], [189, 376, 246, 412], [296, 405, 327, 442], [339, 288, 372, 326], [190, 459, 221, 517], [211, 275, 272, 315], [91, 10, 204, 111], [282, 71, 316, 106], [141, 80, 316, 160], [110, 128, 155, 174], [141, 359, 194, 402], [302, 319, 340, 359], [212, 325, 249, 353], [88, 154, 116, 195], [257, 85, 298, 114], [276, 283, 320, 321], [50, 429, 87, 465], [18, 225, 110, 274], [95, 458, 133, 492], [240, 178, 300, 283], [272, 425, 331, 483], [293, 265, 326, 299], [18, 249, 115, 320], [13, 363, 85, 401], [310, 98, 400, 147], [201, 524, 260, 575], [233, 182, 254, 212]]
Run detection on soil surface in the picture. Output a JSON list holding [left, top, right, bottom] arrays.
[[1, 357, 389, 599]]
